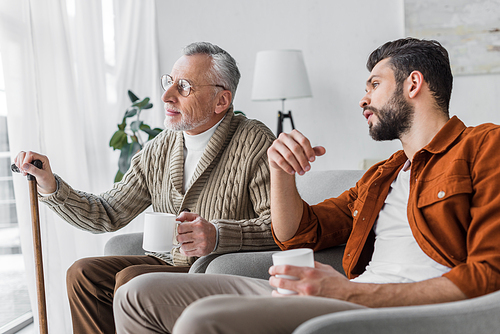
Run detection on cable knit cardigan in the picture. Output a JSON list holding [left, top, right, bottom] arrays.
[[39, 110, 278, 266]]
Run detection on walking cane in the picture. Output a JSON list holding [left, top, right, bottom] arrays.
[[11, 160, 48, 334]]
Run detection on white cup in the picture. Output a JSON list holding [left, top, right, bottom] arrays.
[[272, 248, 314, 295], [142, 212, 180, 252]]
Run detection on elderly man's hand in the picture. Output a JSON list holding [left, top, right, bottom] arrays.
[[13, 151, 57, 194], [176, 212, 217, 257]]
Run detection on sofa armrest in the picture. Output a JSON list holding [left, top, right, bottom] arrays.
[[203, 251, 275, 279], [102, 232, 236, 274], [188, 254, 222, 273], [200, 245, 346, 279], [293, 289, 500, 334], [104, 232, 145, 256]]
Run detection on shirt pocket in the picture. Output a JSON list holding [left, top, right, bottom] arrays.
[[416, 175, 472, 263], [417, 175, 472, 208]]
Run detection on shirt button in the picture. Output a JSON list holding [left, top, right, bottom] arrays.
[[181, 208, 191, 212], [438, 191, 445, 199], [353, 210, 358, 217]]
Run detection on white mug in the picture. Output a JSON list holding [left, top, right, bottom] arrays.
[[142, 212, 180, 252], [272, 248, 314, 294]]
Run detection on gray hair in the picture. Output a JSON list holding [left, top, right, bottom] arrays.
[[183, 42, 240, 102]]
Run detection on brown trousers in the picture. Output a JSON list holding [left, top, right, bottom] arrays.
[[66, 255, 190, 334]]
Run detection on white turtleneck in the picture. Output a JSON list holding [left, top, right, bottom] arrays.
[[183, 117, 224, 193]]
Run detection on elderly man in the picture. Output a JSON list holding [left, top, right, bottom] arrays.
[[14, 42, 277, 334], [113, 38, 500, 334]]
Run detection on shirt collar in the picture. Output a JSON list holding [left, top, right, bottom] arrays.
[[421, 116, 467, 154], [377, 116, 467, 170]]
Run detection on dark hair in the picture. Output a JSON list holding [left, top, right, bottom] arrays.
[[183, 42, 240, 102], [367, 38, 452, 115]]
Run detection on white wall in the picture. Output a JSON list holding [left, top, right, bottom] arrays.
[[451, 74, 500, 127], [155, 0, 500, 170]]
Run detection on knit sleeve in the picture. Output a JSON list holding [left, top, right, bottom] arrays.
[[210, 120, 278, 254], [212, 151, 277, 253], [211, 153, 277, 253], [38, 148, 152, 233]]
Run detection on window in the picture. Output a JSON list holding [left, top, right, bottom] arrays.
[[0, 1, 118, 331], [0, 52, 33, 332]]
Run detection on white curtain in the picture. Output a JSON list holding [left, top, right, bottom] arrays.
[[0, 0, 161, 332]]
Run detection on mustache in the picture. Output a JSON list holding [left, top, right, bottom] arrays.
[[164, 103, 182, 113]]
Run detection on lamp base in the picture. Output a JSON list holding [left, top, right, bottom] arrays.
[[277, 110, 295, 136]]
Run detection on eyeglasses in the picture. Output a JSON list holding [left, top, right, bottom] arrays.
[[161, 74, 226, 97]]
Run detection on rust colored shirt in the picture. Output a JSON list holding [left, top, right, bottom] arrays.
[[274, 116, 500, 298]]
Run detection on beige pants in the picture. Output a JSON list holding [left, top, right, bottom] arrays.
[[114, 272, 367, 334]]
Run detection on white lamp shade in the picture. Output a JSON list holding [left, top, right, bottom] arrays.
[[251, 50, 312, 101]]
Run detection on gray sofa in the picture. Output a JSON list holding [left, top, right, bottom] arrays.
[[104, 170, 500, 334]]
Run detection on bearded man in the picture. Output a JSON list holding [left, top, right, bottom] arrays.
[[14, 41, 277, 334], [113, 38, 500, 334]]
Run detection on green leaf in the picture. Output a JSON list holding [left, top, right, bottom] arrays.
[[149, 131, 162, 140], [130, 120, 143, 132], [128, 90, 139, 103], [111, 90, 159, 182], [118, 119, 126, 131], [124, 108, 138, 118], [141, 126, 162, 140], [118, 142, 141, 174], [132, 97, 150, 109], [114, 170, 124, 183], [109, 130, 128, 150], [118, 143, 131, 173]]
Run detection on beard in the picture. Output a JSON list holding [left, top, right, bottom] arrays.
[[366, 86, 415, 141], [163, 104, 212, 132]]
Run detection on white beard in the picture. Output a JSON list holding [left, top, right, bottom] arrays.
[[163, 104, 212, 132], [163, 114, 211, 132]]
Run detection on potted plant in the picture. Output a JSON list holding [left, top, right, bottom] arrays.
[[109, 90, 163, 182]]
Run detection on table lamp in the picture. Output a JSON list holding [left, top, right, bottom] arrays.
[[251, 50, 312, 136]]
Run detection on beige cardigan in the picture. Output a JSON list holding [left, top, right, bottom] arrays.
[[40, 110, 278, 266]]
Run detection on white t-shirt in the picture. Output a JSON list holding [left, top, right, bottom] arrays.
[[352, 161, 451, 284]]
